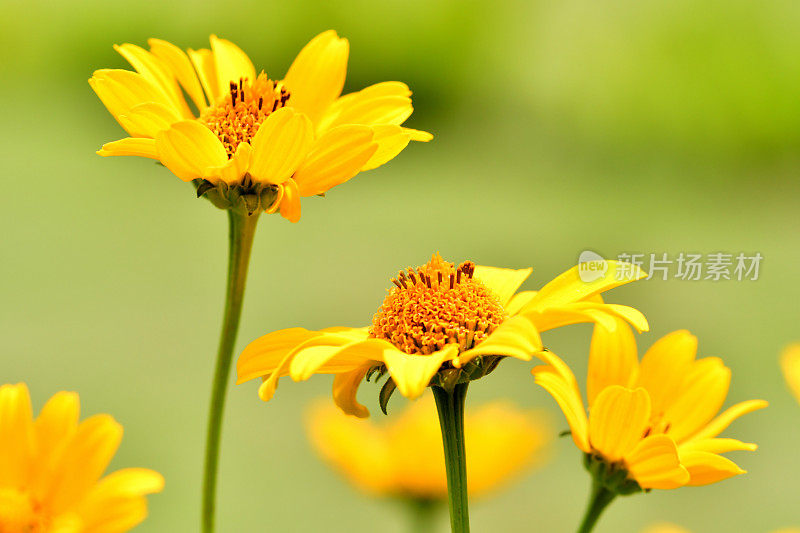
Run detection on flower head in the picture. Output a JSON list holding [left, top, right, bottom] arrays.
[[0, 383, 163, 532], [532, 319, 767, 491], [237, 254, 647, 416], [90, 31, 431, 221], [307, 394, 551, 500], [780, 343, 800, 404]]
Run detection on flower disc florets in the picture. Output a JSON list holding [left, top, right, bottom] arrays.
[[370, 254, 507, 355]]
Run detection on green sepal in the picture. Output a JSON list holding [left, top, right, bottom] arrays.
[[379, 377, 398, 415]]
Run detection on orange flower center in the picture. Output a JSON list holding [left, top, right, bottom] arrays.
[[199, 73, 291, 158], [0, 488, 47, 532], [370, 254, 507, 355]]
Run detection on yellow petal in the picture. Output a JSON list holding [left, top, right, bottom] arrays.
[[187, 48, 219, 104], [625, 435, 689, 489], [31, 392, 80, 495], [0, 383, 34, 487], [473, 265, 533, 307], [505, 290, 538, 316], [154, 120, 228, 182], [96, 138, 158, 159], [780, 343, 800, 404], [85, 468, 164, 500], [114, 43, 191, 118], [283, 30, 349, 124], [679, 437, 757, 454], [249, 107, 313, 185], [678, 450, 746, 486], [524, 260, 648, 310], [210, 35, 256, 98], [237, 327, 338, 384], [278, 179, 302, 223], [306, 402, 391, 489], [79, 497, 148, 533], [360, 125, 409, 171], [455, 315, 542, 367], [289, 338, 390, 381], [663, 357, 731, 443], [689, 399, 768, 441], [248, 328, 369, 402], [332, 364, 374, 418], [404, 127, 433, 142], [383, 345, 457, 399], [44, 414, 123, 514], [118, 102, 180, 138], [149, 38, 208, 113], [532, 364, 590, 452], [525, 304, 617, 333], [79, 477, 163, 533], [89, 69, 174, 134], [205, 142, 252, 185], [587, 319, 638, 408], [325, 95, 412, 129], [293, 125, 377, 196], [589, 386, 651, 461], [636, 330, 698, 417], [319, 81, 412, 131]]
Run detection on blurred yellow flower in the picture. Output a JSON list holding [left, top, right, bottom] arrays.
[[780, 343, 800, 404], [533, 319, 767, 490], [0, 383, 163, 532], [90, 30, 430, 221], [307, 394, 551, 500], [642, 524, 800, 533], [237, 254, 648, 415]]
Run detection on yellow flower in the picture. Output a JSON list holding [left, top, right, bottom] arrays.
[[307, 394, 551, 500], [237, 253, 648, 416], [642, 524, 799, 533], [780, 343, 800, 404], [532, 319, 768, 490], [0, 383, 163, 532], [90, 30, 431, 221]]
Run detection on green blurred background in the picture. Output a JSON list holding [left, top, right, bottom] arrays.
[[2, 0, 799, 531]]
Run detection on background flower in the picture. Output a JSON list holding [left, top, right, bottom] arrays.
[[90, 31, 430, 222], [306, 394, 552, 500], [0, 383, 163, 532]]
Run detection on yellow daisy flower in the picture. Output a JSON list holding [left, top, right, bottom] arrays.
[[307, 394, 551, 500], [533, 320, 767, 491], [236, 254, 648, 415], [90, 30, 431, 221], [0, 383, 163, 532], [780, 343, 800, 404]]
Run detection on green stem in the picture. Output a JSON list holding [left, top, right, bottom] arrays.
[[406, 499, 438, 533], [432, 383, 470, 533], [576, 478, 616, 533], [201, 209, 260, 533]]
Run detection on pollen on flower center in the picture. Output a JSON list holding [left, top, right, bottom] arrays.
[[370, 254, 507, 355], [199, 73, 291, 158]]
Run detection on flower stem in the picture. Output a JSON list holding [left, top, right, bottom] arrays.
[[576, 478, 616, 533], [202, 209, 260, 533], [432, 383, 470, 533]]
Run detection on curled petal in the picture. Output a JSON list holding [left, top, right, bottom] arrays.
[[383, 345, 457, 400], [625, 435, 689, 489]]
